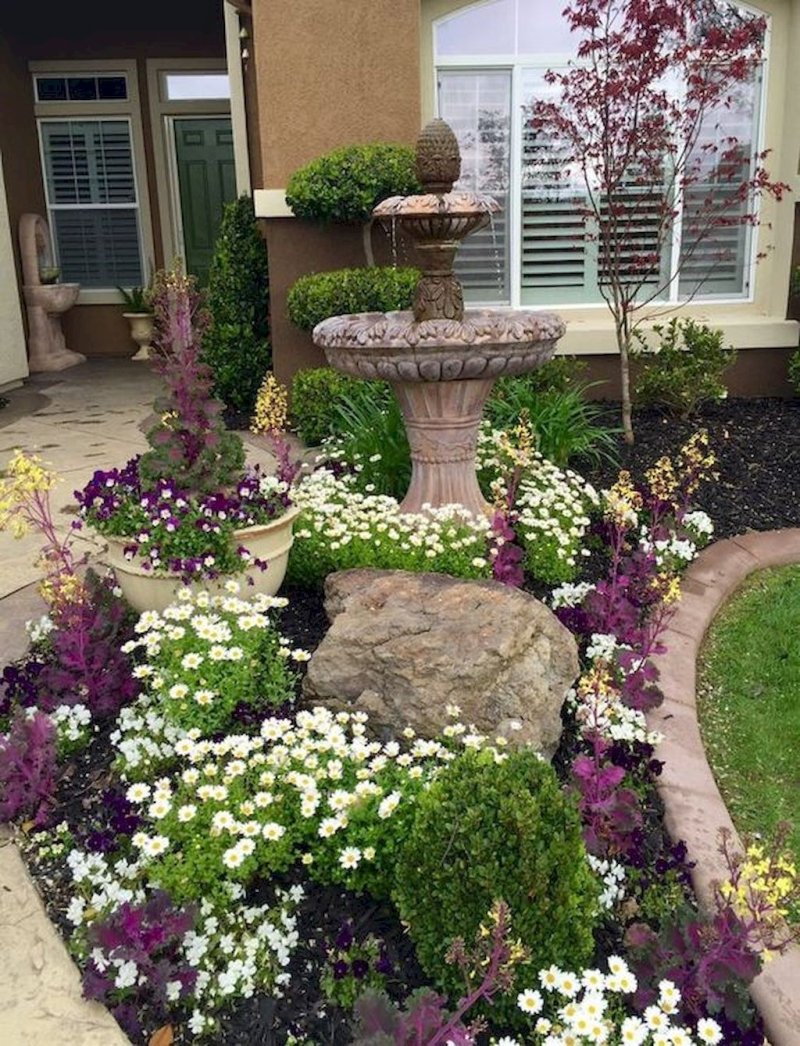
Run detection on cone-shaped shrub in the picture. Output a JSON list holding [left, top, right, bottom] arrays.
[[202, 194, 271, 417]]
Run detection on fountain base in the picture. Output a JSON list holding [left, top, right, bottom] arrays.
[[393, 377, 493, 515]]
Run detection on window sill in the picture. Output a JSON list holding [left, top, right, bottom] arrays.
[[558, 313, 799, 354], [75, 290, 126, 307]]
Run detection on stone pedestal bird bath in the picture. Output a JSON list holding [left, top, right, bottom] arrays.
[[313, 119, 566, 516]]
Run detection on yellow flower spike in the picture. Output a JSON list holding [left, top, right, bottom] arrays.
[[251, 373, 289, 435]]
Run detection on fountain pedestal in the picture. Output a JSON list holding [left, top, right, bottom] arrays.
[[394, 377, 492, 515]]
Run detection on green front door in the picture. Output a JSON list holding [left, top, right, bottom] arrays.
[[173, 117, 236, 285]]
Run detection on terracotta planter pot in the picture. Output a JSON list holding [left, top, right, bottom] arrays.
[[102, 506, 301, 613]]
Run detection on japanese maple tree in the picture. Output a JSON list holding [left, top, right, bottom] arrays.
[[530, 0, 788, 442]]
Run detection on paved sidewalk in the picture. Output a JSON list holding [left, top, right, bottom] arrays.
[[0, 360, 279, 1046]]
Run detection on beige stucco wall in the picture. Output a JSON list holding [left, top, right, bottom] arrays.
[[252, 0, 422, 187], [418, 0, 800, 358], [0, 150, 28, 390], [250, 0, 422, 384]]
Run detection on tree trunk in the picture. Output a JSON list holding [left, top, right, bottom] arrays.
[[616, 318, 635, 444], [362, 219, 375, 268]]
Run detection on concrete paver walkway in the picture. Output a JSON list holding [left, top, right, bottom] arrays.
[[0, 360, 278, 1046]]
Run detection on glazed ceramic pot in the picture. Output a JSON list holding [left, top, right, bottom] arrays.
[[103, 506, 301, 613]]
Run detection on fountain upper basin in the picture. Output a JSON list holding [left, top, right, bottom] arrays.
[[313, 308, 566, 384]]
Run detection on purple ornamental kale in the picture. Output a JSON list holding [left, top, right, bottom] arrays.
[[82, 891, 197, 1039], [0, 709, 57, 825]]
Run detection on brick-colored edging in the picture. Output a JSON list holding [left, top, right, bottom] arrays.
[[650, 530, 800, 1045]]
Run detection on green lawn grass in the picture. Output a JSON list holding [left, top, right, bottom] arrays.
[[697, 564, 800, 868]]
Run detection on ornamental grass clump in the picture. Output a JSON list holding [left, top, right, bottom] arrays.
[[76, 265, 294, 585], [392, 748, 599, 1026]]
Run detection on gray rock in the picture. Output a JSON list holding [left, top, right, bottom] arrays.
[[303, 569, 579, 758]]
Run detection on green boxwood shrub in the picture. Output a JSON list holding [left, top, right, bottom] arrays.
[[632, 317, 735, 416], [285, 144, 420, 224], [392, 748, 598, 1024], [291, 367, 372, 445], [287, 267, 419, 332], [202, 194, 271, 417]]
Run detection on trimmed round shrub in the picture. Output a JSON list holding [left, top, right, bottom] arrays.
[[290, 367, 366, 445], [285, 144, 420, 224], [392, 748, 598, 1024], [287, 266, 419, 332], [202, 194, 271, 417]]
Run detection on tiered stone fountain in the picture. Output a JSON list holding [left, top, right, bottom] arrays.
[[313, 119, 566, 516]]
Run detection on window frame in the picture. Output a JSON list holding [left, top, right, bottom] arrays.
[[30, 59, 154, 305], [433, 1, 771, 312]]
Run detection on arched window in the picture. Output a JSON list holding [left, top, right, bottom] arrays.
[[435, 0, 766, 308]]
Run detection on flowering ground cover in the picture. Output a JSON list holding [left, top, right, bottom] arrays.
[[697, 564, 800, 874], [6, 411, 800, 1046]]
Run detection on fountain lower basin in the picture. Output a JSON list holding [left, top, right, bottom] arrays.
[[314, 308, 565, 516], [314, 308, 566, 383]]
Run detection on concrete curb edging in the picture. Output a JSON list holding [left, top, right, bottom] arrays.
[[650, 530, 800, 1046]]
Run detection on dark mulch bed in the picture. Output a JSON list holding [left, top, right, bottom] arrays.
[[23, 397, 792, 1042], [585, 398, 800, 539]]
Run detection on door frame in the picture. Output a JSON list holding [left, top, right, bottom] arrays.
[[146, 59, 232, 270]]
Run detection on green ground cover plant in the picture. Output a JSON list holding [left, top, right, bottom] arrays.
[[697, 564, 800, 871]]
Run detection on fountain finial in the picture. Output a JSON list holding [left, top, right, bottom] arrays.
[[416, 118, 461, 195]]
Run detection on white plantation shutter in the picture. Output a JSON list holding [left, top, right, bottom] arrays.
[[40, 119, 143, 287], [520, 103, 594, 305], [438, 70, 512, 304], [597, 166, 671, 297], [435, 2, 765, 306], [678, 71, 761, 298]]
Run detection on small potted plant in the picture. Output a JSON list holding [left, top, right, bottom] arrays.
[[118, 283, 154, 360], [39, 265, 61, 285], [79, 265, 300, 612]]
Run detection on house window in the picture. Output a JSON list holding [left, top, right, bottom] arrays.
[[31, 64, 150, 294], [38, 118, 144, 288], [163, 72, 230, 101], [435, 0, 765, 308], [34, 74, 128, 103]]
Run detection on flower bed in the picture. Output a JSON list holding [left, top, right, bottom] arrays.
[[3, 416, 800, 1044]]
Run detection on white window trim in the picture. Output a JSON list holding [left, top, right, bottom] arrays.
[[432, 3, 773, 312], [30, 59, 155, 306], [145, 58, 235, 270]]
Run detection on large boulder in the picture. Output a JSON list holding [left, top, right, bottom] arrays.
[[303, 569, 579, 757]]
